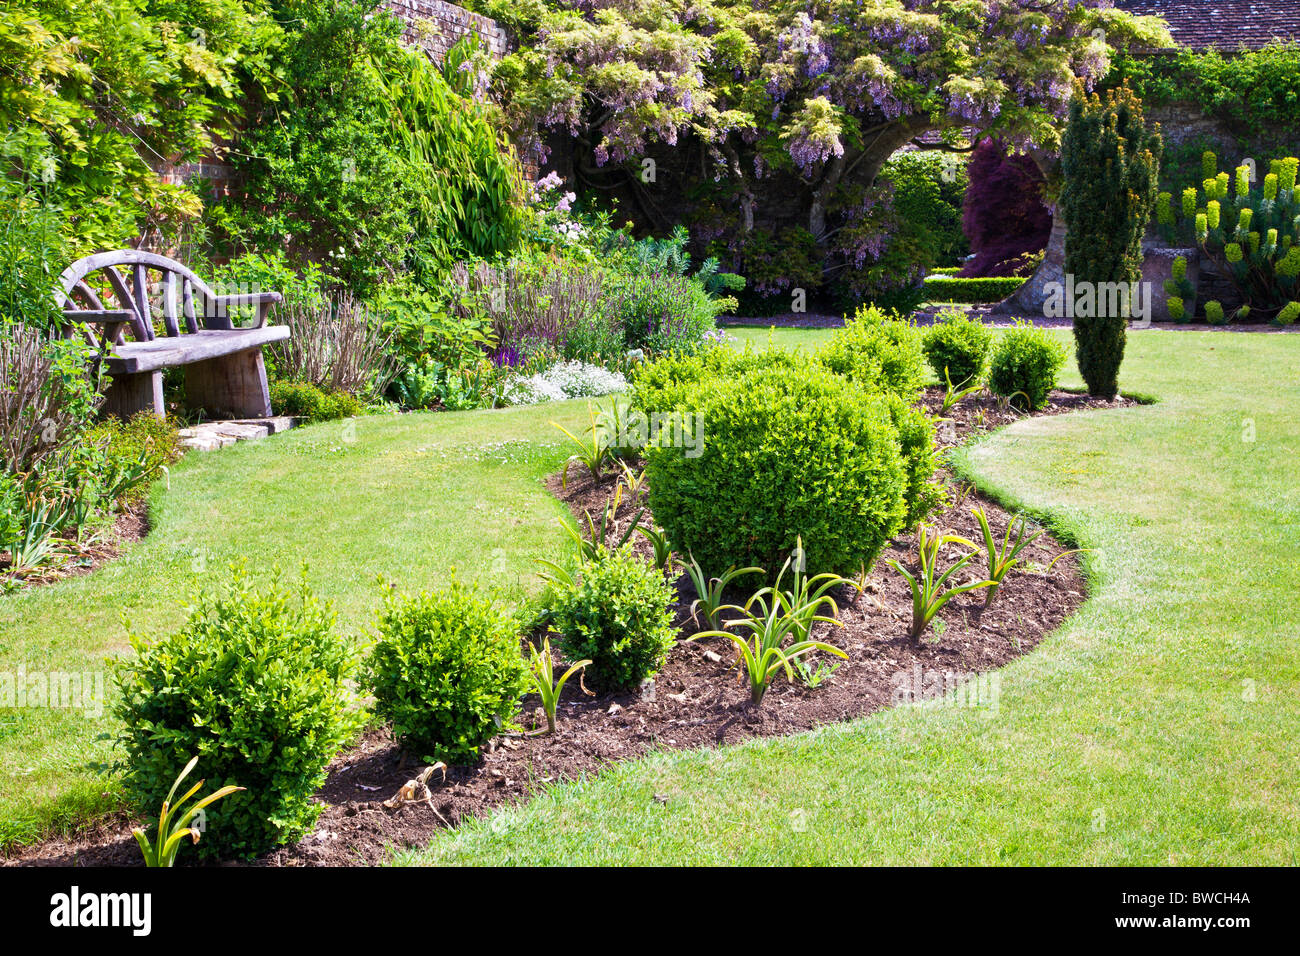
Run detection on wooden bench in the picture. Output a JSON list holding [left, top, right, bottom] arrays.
[[55, 250, 288, 419]]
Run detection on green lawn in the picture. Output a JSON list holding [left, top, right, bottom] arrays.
[[5, 329, 1298, 864], [0, 400, 592, 848], [395, 328, 1300, 865]]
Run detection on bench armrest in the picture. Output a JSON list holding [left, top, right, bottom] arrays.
[[205, 291, 284, 330]]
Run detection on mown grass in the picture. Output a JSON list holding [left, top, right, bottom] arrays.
[[395, 328, 1300, 865], [0, 401, 593, 849]]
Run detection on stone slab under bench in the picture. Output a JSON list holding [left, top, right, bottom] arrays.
[[178, 416, 296, 451]]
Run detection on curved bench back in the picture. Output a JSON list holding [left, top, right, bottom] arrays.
[[56, 250, 223, 348]]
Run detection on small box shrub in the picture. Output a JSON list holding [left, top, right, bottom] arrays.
[[365, 581, 530, 764], [816, 306, 926, 400], [645, 364, 919, 579], [111, 566, 363, 860], [922, 310, 993, 386], [269, 380, 363, 422], [987, 323, 1067, 411], [551, 546, 677, 691]]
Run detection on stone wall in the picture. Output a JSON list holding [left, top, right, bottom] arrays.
[[382, 0, 506, 59]]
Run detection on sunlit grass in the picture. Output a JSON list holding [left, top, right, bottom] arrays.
[[0, 401, 592, 849], [396, 329, 1300, 865]]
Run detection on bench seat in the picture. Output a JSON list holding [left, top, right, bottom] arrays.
[[105, 326, 291, 374], [56, 250, 289, 420]]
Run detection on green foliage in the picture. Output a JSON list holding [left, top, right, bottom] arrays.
[[365, 580, 530, 763], [83, 414, 181, 503], [987, 322, 1068, 411], [213, 1, 523, 295], [887, 525, 992, 641], [608, 271, 729, 354], [552, 402, 619, 487], [526, 636, 590, 734], [879, 151, 970, 268], [971, 505, 1046, 606], [689, 543, 848, 705], [1204, 300, 1226, 325], [132, 756, 243, 868], [922, 311, 994, 387], [682, 555, 763, 633], [644, 363, 915, 580], [0, 179, 68, 331], [920, 276, 1026, 304], [269, 381, 363, 422], [0, 0, 274, 251], [1105, 43, 1300, 154], [111, 566, 363, 860], [551, 545, 676, 692], [1062, 84, 1162, 398], [815, 306, 926, 401], [628, 344, 804, 415]]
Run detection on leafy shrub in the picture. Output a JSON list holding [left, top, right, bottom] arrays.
[[213, 3, 522, 295], [83, 413, 181, 503], [1204, 300, 1226, 325], [987, 323, 1068, 410], [921, 276, 1026, 303], [111, 567, 363, 860], [881, 393, 942, 529], [364, 581, 530, 763], [608, 271, 729, 354], [629, 345, 804, 414], [645, 364, 914, 579], [922, 311, 994, 385], [269, 381, 363, 423], [551, 546, 676, 691], [815, 306, 926, 400]]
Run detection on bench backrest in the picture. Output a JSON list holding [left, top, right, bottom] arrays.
[[56, 250, 230, 349]]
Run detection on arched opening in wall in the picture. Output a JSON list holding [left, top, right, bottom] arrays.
[[958, 138, 1053, 279]]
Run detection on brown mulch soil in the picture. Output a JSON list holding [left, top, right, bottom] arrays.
[[1, 504, 148, 590], [8, 386, 1127, 868]]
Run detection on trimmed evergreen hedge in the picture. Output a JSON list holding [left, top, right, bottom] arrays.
[[921, 276, 1025, 303]]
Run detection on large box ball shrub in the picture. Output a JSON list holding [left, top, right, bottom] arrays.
[[365, 581, 530, 764], [551, 546, 677, 691], [645, 365, 916, 580], [111, 566, 363, 860], [922, 310, 993, 386], [629, 345, 804, 414], [815, 306, 926, 400], [987, 323, 1068, 410]]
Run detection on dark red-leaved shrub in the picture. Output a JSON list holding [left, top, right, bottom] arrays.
[[960, 139, 1052, 278]]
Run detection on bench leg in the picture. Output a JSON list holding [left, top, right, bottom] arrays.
[[184, 348, 273, 419], [103, 371, 164, 419]]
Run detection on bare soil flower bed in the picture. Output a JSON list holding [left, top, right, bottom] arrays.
[[9, 387, 1129, 867], [1, 504, 148, 590]]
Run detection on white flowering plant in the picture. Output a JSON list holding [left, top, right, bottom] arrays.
[[501, 360, 628, 406]]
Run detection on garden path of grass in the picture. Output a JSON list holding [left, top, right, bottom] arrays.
[[396, 328, 1300, 864], [0, 401, 592, 848]]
